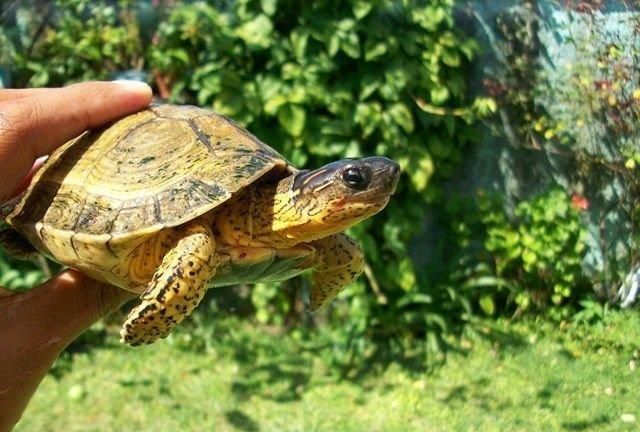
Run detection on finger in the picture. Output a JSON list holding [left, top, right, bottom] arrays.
[[0, 81, 152, 201], [0, 88, 53, 102], [0, 81, 153, 155], [0, 269, 133, 344], [52, 270, 135, 330], [0, 270, 134, 431], [35, 269, 134, 341]]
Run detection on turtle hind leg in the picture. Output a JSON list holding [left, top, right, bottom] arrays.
[[308, 233, 364, 311], [0, 227, 39, 260], [120, 221, 219, 346]]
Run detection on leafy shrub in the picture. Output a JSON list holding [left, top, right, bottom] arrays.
[[2, 0, 489, 369], [7, 0, 146, 86], [483, 188, 588, 309], [480, 3, 640, 294], [447, 188, 589, 320]]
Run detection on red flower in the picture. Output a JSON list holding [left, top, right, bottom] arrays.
[[571, 193, 589, 211]]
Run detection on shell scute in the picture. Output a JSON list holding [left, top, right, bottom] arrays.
[[72, 193, 121, 235], [112, 197, 159, 234], [155, 179, 231, 224], [41, 187, 85, 230]]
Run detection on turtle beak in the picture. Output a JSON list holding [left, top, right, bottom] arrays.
[[364, 156, 401, 194], [384, 161, 401, 194]]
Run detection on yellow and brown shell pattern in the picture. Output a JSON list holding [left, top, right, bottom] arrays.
[[6, 104, 291, 270]]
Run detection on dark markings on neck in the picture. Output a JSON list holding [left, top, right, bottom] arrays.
[[306, 200, 322, 216]]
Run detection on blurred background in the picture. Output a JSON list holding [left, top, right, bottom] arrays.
[[1, 0, 640, 430]]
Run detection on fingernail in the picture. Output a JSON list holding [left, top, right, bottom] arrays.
[[112, 79, 152, 96]]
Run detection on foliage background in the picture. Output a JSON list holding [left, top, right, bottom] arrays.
[[0, 0, 494, 370], [0, 0, 638, 373]]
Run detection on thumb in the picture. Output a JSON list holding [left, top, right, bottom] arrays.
[[0, 269, 134, 348]]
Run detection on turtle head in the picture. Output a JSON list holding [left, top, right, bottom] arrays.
[[275, 157, 400, 241]]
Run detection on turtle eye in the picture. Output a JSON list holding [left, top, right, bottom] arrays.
[[342, 166, 370, 190]]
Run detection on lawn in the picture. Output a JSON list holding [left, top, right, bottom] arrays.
[[15, 311, 640, 432]]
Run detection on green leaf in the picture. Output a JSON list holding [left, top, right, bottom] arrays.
[[264, 93, 288, 115], [463, 276, 512, 291], [438, 31, 458, 48], [309, 141, 348, 156], [388, 103, 414, 133], [479, 295, 495, 316], [287, 86, 307, 104], [281, 62, 303, 80], [442, 48, 460, 67], [236, 14, 273, 49], [277, 103, 306, 137], [0, 268, 17, 285], [290, 29, 309, 59], [23, 271, 44, 286], [401, 146, 434, 192], [337, 18, 356, 31], [260, 0, 277, 16], [341, 32, 360, 59], [398, 258, 416, 291], [354, 102, 381, 137], [328, 34, 340, 57], [344, 140, 362, 158], [522, 247, 537, 264], [430, 86, 450, 105], [397, 293, 433, 308], [287, 147, 308, 166], [459, 39, 479, 61], [359, 76, 380, 100], [364, 41, 387, 62], [257, 75, 283, 104], [412, 7, 439, 31], [472, 97, 497, 117], [353, 1, 373, 20]]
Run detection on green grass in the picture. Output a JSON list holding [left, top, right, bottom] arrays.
[[15, 311, 640, 432]]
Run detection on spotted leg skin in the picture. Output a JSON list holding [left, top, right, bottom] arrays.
[[0, 227, 39, 260], [309, 233, 364, 311], [120, 222, 218, 346]]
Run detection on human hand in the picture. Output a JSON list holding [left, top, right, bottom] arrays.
[[0, 81, 152, 431]]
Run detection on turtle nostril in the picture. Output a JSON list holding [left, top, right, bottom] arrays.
[[386, 161, 400, 179]]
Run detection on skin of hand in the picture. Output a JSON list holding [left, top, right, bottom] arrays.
[[0, 81, 152, 431]]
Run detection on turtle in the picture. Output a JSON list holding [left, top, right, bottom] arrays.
[[0, 104, 400, 346]]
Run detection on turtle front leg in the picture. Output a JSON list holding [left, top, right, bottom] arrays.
[[121, 222, 218, 346], [309, 233, 364, 311]]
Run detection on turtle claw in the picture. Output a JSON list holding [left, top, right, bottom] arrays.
[[120, 222, 218, 346]]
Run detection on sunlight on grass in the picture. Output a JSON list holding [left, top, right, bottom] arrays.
[[16, 311, 640, 431]]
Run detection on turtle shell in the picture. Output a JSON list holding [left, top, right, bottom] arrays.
[[7, 104, 291, 243]]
